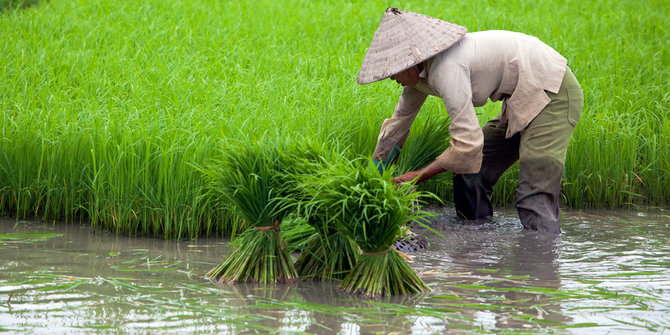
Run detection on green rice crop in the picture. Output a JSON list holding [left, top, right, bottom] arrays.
[[291, 207, 360, 281], [395, 116, 451, 175], [292, 222, 359, 281], [204, 140, 298, 283], [298, 159, 434, 296], [278, 215, 315, 254], [279, 144, 361, 281], [0, 0, 668, 238]]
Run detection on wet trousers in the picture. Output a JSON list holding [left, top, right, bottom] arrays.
[[453, 68, 583, 234]]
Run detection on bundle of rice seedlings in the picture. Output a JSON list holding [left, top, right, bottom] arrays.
[[204, 140, 298, 284], [279, 215, 316, 254], [275, 143, 360, 281], [292, 215, 359, 281], [301, 158, 435, 297], [390, 116, 451, 251], [393, 115, 452, 196]]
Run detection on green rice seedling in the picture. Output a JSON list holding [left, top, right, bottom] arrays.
[[204, 140, 298, 284], [0, 232, 63, 244], [395, 116, 451, 175], [1, 0, 669, 239], [279, 215, 315, 254], [300, 158, 434, 296], [292, 215, 360, 281], [0, 0, 40, 12], [274, 148, 360, 281], [388, 116, 453, 203], [272, 138, 342, 258]]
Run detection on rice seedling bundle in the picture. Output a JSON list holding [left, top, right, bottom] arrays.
[[205, 140, 298, 284], [389, 116, 451, 249], [279, 215, 316, 254], [271, 142, 360, 281], [300, 159, 434, 296], [292, 215, 359, 281]]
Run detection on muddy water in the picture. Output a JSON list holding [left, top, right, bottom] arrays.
[[1, 207, 668, 334]]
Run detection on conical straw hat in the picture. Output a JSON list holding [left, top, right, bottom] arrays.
[[357, 8, 467, 85]]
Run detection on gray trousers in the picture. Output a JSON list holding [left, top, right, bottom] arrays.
[[453, 68, 583, 234]]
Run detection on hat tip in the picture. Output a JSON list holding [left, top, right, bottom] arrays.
[[386, 7, 401, 15]]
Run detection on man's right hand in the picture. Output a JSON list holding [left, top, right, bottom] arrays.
[[392, 161, 447, 185]]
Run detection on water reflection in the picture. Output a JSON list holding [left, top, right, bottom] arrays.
[[414, 206, 570, 331], [1, 208, 669, 334], [491, 231, 568, 328], [215, 281, 427, 334], [558, 210, 670, 332]]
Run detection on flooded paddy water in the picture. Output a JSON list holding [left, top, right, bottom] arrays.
[[1, 207, 668, 334]]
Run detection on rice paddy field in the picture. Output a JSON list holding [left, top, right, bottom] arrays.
[[0, 0, 668, 238], [1, 0, 669, 333]]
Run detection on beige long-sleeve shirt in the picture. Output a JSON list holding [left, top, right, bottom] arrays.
[[373, 30, 567, 174]]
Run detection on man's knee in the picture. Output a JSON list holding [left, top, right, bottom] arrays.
[[518, 156, 564, 195]]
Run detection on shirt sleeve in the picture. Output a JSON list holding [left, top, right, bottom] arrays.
[[372, 86, 428, 162], [428, 62, 483, 174]]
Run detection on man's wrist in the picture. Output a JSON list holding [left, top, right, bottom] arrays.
[[418, 161, 447, 182], [372, 144, 403, 175]]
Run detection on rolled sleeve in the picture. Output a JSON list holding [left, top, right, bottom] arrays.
[[429, 63, 483, 174], [372, 86, 428, 162]]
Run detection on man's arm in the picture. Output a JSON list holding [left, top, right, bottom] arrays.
[[372, 86, 428, 168], [392, 160, 446, 184], [431, 63, 483, 174], [393, 62, 484, 184]]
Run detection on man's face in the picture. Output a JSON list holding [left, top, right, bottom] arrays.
[[389, 66, 420, 86]]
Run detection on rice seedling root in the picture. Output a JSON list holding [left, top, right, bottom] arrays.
[[339, 249, 430, 297]]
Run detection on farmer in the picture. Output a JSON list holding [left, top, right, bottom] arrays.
[[359, 8, 583, 234]]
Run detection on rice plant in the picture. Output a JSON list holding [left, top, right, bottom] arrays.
[[279, 215, 315, 254], [0, 0, 668, 240], [300, 159, 435, 296], [272, 141, 361, 281], [204, 139, 298, 284], [292, 215, 360, 281], [395, 116, 451, 175]]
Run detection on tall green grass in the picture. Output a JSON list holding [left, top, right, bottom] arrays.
[[0, 0, 668, 238]]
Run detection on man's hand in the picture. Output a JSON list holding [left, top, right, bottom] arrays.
[[392, 170, 422, 184], [391, 161, 447, 185]]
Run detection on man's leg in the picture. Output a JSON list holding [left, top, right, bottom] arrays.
[[516, 68, 583, 233], [454, 118, 520, 219]]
